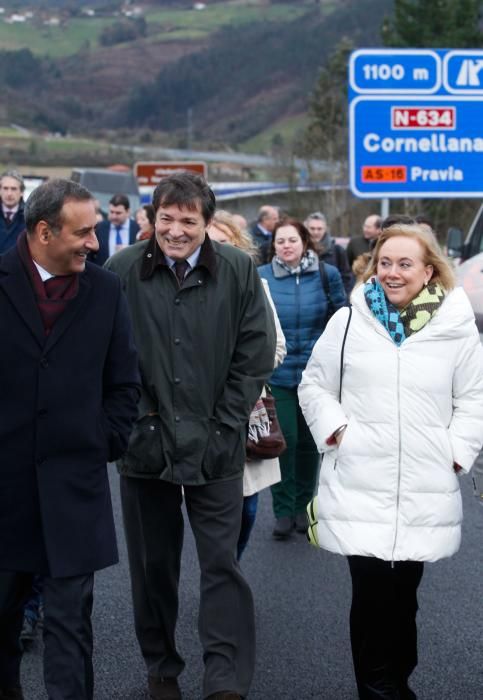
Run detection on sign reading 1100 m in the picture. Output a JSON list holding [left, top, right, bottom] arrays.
[[349, 49, 483, 198]]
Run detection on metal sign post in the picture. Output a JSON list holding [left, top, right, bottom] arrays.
[[349, 49, 483, 199]]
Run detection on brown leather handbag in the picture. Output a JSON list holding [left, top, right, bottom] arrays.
[[246, 387, 287, 460]]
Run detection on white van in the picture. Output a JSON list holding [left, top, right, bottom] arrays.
[[70, 168, 140, 215]]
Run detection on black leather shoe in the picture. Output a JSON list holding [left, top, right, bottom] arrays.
[[398, 681, 417, 699], [148, 676, 182, 700], [272, 516, 294, 539], [0, 687, 24, 700], [294, 511, 308, 534], [205, 693, 242, 700]]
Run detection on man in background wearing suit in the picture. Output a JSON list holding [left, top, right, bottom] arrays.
[[346, 214, 382, 268], [250, 204, 279, 265], [0, 170, 26, 255], [92, 193, 139, 266]]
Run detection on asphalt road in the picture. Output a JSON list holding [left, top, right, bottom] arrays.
[[22, 460, 483, 699]]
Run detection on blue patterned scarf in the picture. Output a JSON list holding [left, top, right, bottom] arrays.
[[364, 278, 406, 345], [364, 277, 445, 346]]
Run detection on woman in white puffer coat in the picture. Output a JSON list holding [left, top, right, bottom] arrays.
[[298, 224, 483, 700]]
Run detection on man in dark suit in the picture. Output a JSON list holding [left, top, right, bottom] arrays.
[[304, 211, 354, 295], [0, 179, 140, 700], [250, 204, 279, 265], [91, 193, 139, 266], [0, 170, 26, 254]]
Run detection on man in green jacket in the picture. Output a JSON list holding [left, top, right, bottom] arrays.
[[105, 172, 276, 700]]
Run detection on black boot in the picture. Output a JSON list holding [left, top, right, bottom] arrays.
[[272, 516, 294, 539]]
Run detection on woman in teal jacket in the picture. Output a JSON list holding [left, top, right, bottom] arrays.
[[258, 218, 346, 539]]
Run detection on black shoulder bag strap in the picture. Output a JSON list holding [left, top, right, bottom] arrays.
[[335, 243, 343, 269], [339, 306, 352, 402], [319, 261, 335, 319]]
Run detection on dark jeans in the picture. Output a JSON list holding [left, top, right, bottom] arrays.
[[0, 571, 94, 698], [237, 493, 259, 560], [347, 556, 424, 700], [270, 385, 320, 518], [120, 475, 255, 699]]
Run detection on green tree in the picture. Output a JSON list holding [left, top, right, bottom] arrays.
[[0, 48, 43, 87], [302, 37, 355, 221], [99, 18, 147, 47], [381, 0, 483, 236], [304, 37, 353, 167], [382, 0, 483, 48]]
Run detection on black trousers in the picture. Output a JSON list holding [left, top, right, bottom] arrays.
[[347, 556, 424, 700], [120, 475, 255, 699], [0, 571, 94, 699]]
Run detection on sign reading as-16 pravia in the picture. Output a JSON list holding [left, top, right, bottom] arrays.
[[349, 49, 483, 198]]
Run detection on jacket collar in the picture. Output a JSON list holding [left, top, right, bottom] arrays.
[[140, 233, 217, 281]]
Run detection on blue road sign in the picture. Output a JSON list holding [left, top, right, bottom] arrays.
[[349, 49, 483, 198]]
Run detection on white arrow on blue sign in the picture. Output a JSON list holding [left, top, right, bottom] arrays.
[[349, 49, 483, 198]]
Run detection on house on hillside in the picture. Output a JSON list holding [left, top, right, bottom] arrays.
[[5, 14, 28, 24], [44, 18, 61, 27]]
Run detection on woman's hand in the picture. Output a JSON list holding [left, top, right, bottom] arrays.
[[335, 426, 347, 446], [326, 424, 347, 446]]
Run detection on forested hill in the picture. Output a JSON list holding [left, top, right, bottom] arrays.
[[0, 0, 391, 147], [119, 0, 388, 144]]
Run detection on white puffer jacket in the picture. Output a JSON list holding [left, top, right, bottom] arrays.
[[298, 284, 483, 562]]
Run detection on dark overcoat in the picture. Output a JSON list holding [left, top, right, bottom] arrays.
[[0, 201, 25, 254], [105, 236, 276, 485], [250, 223, 272, 266], [0, 245, 140, 577]]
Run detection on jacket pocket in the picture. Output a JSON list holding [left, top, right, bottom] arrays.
[[118, 414, 164, 475], [202, 420, 243, 480], [336, 417, 354, 459]]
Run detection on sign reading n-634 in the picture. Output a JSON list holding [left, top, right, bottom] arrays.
[[349, 49, 483, 198]]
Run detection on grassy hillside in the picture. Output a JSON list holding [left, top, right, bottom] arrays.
[[0, 0, 393, 151], [120, 0, 388, 142], [146, 2, 315, 40], [0, 2, 319, 57], [241, 114, 309, 154]]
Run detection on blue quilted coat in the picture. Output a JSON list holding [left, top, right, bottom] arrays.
[[258, 256, 346, 388]]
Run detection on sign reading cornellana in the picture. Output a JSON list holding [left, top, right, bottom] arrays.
[[349, 49, 483, 198]]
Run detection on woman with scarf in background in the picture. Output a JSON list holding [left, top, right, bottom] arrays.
[[299, 224, 483, 699]]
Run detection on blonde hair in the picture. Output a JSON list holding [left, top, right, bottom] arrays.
[[211, 210, 257, 257], [363, 224, 455, 291], [352, 252, 372, 284]]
